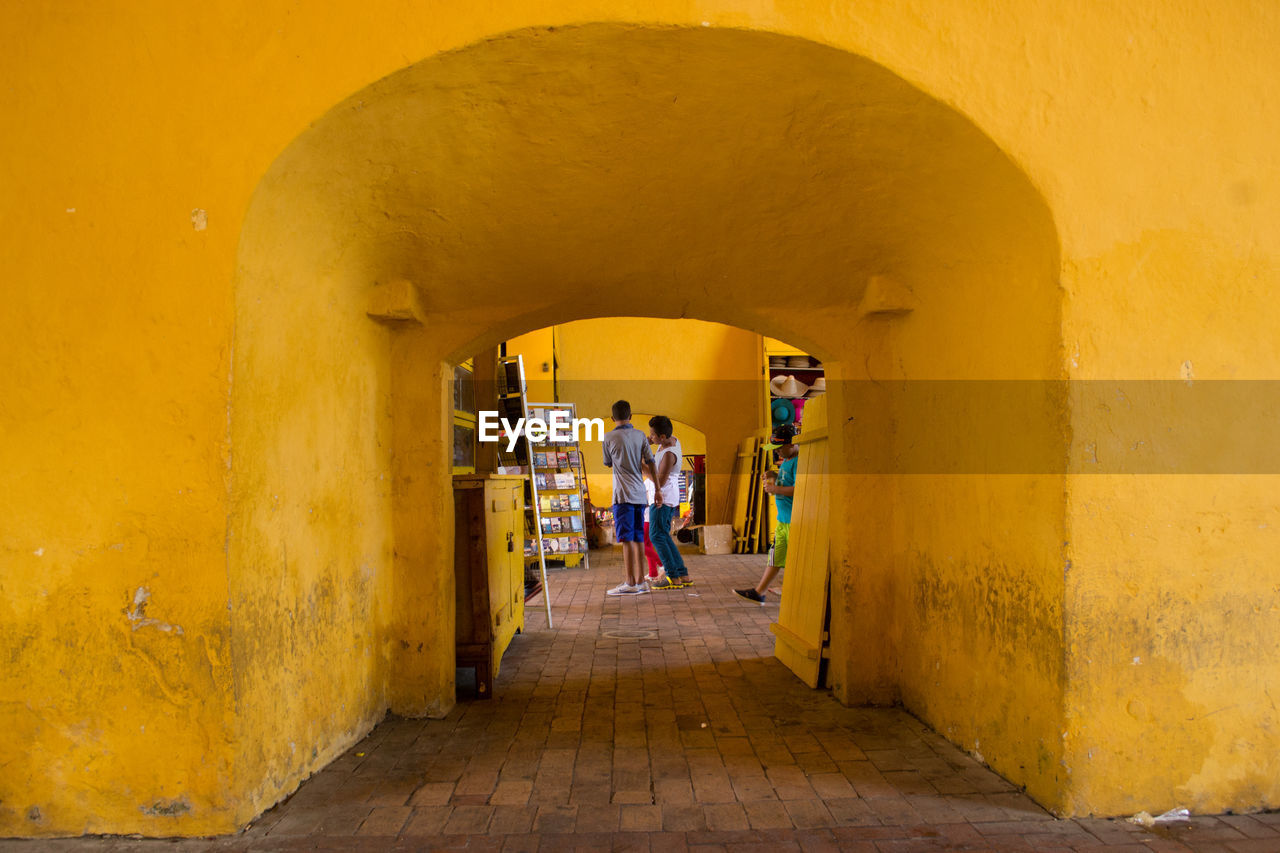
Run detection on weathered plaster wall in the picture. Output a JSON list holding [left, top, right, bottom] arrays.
[[823, 118, 1066, 807], [227, 153, 400, 821], [3, 0, 1277, 836], [1062, 245, 1280, 810], [3, 2, 239, 837]]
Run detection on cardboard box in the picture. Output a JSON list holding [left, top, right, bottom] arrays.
[[699, 524, 734, 555]]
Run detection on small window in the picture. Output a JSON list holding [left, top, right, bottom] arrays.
[[453, 364, 476, 414], [453, 420, 476, 471]]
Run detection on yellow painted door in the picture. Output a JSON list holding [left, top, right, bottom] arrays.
[[509, 484, 525, 636], [770, 396, 831, 688], [486, 480, 519, 677]]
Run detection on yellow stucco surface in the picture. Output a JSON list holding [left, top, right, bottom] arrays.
[[2, 1, 1277, 836], [530, 318, 762, 524], [504, 328, 557, 404]]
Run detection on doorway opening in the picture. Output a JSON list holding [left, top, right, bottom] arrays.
[[229, 21, 1064, 818]]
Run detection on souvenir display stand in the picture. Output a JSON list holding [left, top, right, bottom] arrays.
[[526, 401, 592, 571]]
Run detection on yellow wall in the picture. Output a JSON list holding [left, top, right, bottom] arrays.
[[504, 328, 556, 404], [2, 1, 1277, 836], [526, 318, 761, 523], [228, 197, 398, 821]]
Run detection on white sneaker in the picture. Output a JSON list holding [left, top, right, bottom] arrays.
[[607, 582, 637, 596]]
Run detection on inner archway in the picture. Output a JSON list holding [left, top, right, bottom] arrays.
[[230, 22, 1063, 818], [503, 317, 764, 526]]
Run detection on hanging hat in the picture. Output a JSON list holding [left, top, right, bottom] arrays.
[[778, 375, 809, 398], [771, 398, 795, 426]]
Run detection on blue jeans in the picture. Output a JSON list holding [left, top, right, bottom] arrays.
[[648, 504, 686, 578]]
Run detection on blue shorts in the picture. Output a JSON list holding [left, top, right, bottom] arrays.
[[612, 503, 646, 543]]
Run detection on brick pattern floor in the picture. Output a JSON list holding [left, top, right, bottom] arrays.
[[4, 552, 1277, 851]]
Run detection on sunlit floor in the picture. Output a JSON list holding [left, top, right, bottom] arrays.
[[4, 552, 1274, 851]]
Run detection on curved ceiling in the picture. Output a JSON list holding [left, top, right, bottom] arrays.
[[242, 23, 1058, 362]]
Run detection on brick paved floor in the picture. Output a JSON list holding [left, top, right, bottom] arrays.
[[4, 552, 1277, 851]]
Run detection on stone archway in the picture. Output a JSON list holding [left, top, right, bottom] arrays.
[[231, 22, 1062, 818]]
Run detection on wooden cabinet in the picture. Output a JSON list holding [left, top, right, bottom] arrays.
[[453, 474, 525, 697]]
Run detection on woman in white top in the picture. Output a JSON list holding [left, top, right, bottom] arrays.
[[645, 415, 689, 589]]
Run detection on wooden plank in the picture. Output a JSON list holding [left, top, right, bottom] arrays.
[[769, 622, 820, 660], [729, 437, 755, 552], [744, 437, 760, 553], [772, 396, 831, 689], [737, 446, 750, 553], [756, 442, 772, 552], [748, 429, 768, 553]]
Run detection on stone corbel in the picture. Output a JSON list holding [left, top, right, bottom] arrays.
[[857, 274, 916, 319], [367, 278, 426, 325]]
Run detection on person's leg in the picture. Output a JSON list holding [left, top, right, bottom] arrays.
[[647, 505, 680, 589], [609, 503, 640, 594], [755, 564, 781, 595], [623, 504, 646, 587], [663, 506, 690, 583], [757, 522, 789, 593], [649, 505, 687, 583], [622, 538, 635, 585], [666, 508, 691, 584], [643, 521, 661, 577], [735, 522, 787, 602], [624, 541, 645, 586]]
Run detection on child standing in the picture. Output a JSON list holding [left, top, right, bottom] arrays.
[[735, 424, 798, 603], [602, 400, 658, 596]]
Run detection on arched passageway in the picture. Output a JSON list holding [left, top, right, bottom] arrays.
[[502, 316, 765, 526], [230, 22, 1064, 820]]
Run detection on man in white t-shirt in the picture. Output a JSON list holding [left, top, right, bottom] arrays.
[[646, 415, 690, 589]]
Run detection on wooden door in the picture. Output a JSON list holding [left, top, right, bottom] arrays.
[[770, 396, 831, 688], [486, 480, 519, 676], [505, 482, 525, 635]]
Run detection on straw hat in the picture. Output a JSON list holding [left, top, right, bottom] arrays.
[[807, 376, 826, 396], [770, 374, 809, 398]]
